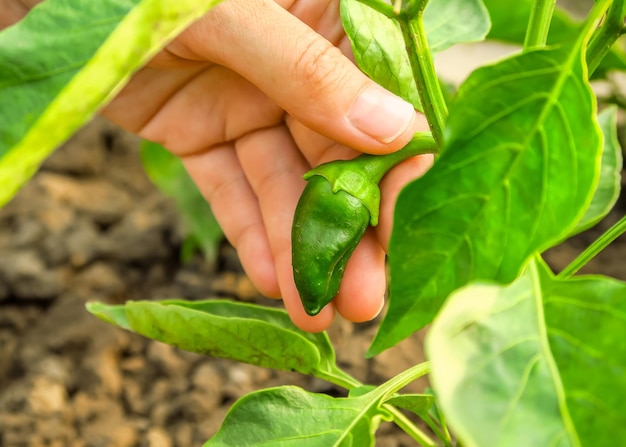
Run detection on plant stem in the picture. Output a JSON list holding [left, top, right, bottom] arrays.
[[399, 14, 448, 148], [317, 367, 363, 390], [355, 0, 396, 18], [376, 362, 436, 446], [523, 0, 557, 50], [587, 0, 625, 74], [558, 214, 626, 278], [384, 405, 438, 447], [361, 131, 437, 182]]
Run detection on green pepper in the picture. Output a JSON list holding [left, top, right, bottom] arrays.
[[291, 132, 437, 316]]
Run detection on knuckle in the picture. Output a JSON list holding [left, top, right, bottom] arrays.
[[293, 39, 346, 94]]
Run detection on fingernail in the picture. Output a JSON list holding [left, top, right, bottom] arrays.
[[349, 85, 415, 143]]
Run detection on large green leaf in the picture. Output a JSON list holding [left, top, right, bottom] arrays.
[[86, 299, 351, 383], [204, 386, 391, 446], [140, 141, 223, 262], [570, 106, 623, 235], [371, 33, 602, 355], [0, 0, 222, 208], [426, 259, 626, 447], [340, 0, 490, 109]]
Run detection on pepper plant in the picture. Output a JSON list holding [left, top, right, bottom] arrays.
[[1, 0, 626, 446]]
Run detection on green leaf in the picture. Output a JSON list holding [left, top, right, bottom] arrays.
[[570, 106, 623, 235], [340, 0, 422, 109], [85, 301, 132, 331], [340, 0, 490, 110], [371, 36, 602, 355], [86, 299, 350, 382], [0, 0, 223, 208], [426, 259, 626, 447], [482, 0, 577, 45], [423, 0, 491, 54], [140, 141, 222, 262], [385, 394, 434, 419], [204, 386, 391, 447], [482, 0, 626, 77]]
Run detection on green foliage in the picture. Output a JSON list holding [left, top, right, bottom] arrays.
[[571, 106, 623, 235], [341, 0, 490, 110], [204, 386, 391, 447], [427, 259, 626, 447], [0, 0, 223, 207], [140, 140, 223, 263], [373, 36, 602, 355], [86, 299, 349, 382]]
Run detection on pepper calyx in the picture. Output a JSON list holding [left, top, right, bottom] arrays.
[[303, 162, 381, 226]]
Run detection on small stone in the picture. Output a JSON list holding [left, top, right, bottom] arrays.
[[82, 412, 138, 447], [70, 262, 126, 298], [28, 377, 67, 416], [98, 195, 176, 263], [122, 378, 146, 415], [37, 172, 134, 224], [147, 342, 191, 378], [191, 362, 222, 392], [36, 205, 77, 235], [81, 345, 123, 398], [32, 355, 72, 387], [173, 423, 194, 447], [0, 250, 66, 300], [72, 391, 123, 424], [211, 272, 260, 301], [120, 355, 146, 374], [146, 426, 173, 447]]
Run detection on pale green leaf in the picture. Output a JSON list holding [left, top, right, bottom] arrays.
[[86, 299, 342, 379], [571, 106, 622, 234], [340, 0, 490, 111], [371, 35, 601, 355], [0, 0, 222, 208], [426, 259, 626, 447], [423, 0, 491, 54], [385, 394, 434, 419], [340, 0, 422, 109], [204, 386, 390, 447], [140, 140, 223, 262]]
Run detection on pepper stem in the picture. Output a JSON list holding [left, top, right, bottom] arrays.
[[359, 131, 437, 182]]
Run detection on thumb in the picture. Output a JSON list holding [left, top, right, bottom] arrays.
[[176, 0, 419, 154]]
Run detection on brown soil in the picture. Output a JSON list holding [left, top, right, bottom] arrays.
[[0, 117, 624, 447]]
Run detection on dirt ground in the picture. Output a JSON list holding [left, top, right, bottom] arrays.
[[1, 106, 624, 446]]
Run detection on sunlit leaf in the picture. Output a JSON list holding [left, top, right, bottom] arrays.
[[427, 259, 626, 447], [204, 386, 391, 447], [340, 0, 489, 110], [423, 0, 490, 54], [0, 0, 223, 208], [340, 0, 422, 109], [86, 299, 344, 380], [372, 34, 602, 355]]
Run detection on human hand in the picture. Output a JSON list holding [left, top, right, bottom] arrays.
[[4, 0, 432, 331]]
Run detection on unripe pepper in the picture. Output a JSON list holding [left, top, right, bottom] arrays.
[[292, 132, 437, 315]]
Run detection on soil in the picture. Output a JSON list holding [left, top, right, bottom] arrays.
[[0, 114, 624, 447]]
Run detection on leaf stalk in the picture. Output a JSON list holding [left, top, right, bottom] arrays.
[[587, 0, 625, 74], [524, 0, 557, 50], [399, 15, 448, 148], [558, 214, 626, 278]]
